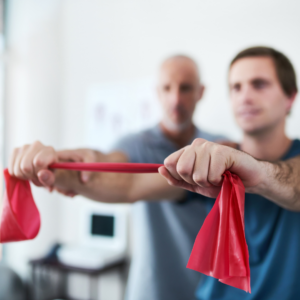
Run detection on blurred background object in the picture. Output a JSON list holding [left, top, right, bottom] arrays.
[[1, 0, 300, 299], [0, 262, 26, 300]]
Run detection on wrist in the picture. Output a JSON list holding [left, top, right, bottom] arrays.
[[245, 160, 274, 195]]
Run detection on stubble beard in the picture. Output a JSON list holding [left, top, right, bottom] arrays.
[[161, 115, 192, 133]]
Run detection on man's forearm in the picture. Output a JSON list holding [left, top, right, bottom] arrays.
[[54, 150, 184, 203], [54, 169, 184, 203], [248, 157, 300, 211], [54, 169, 134, 203]]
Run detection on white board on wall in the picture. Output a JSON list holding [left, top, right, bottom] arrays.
[[85, 78, 162, 152]]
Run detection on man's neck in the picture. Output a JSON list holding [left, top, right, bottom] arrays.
[[240, 122, 292, 161], [159, 122, 195, 149]]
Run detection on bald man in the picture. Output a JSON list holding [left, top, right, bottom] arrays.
[[109, 56, 226, 300], [9, 55, 226, 300]]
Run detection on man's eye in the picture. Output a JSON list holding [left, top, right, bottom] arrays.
[[253, 81, 267, 89], [232, 84, 240, 92], [180, 85, 192, 92]]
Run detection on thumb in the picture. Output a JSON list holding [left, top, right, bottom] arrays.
[[81, 170, 92, 183], [57, 149, 92, 183], [80, 151, 97, 183], [37, 169, 55, 187]]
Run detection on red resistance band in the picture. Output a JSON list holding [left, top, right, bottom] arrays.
[[0, 163, 162, 244], [187, 171, 251, 293], [49, 162, 163, 173], [0, 165, 250, 292]]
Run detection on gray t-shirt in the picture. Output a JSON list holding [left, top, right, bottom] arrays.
[[113, 125, 225, 300]]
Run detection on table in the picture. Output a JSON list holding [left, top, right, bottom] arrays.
[[29, 256, 127, 300]]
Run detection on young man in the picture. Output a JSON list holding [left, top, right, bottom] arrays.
[[8, 55, 225, 300], [160, 47, 300, 299]]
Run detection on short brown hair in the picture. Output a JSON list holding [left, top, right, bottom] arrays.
[[230, 46, 298, 97]]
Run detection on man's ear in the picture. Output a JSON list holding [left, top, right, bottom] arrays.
[[286, 92, 297, 114]]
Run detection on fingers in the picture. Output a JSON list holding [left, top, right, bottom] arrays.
[[163, 138, 260, 196], [54, 187, 78, 198], [159, 166, 196, 191], [57, 150, 83, 162], [164, 138, 213, 187], [12, 142, 44, 179], [22, 143, 55, 184], [37, 169, 56, 187], [158, 166, 181, 186], [159, 166, 221, 198], [191, 143, 214, 188], [163, 138, 229, 192], [57, 149, 98, 183], [33, 145, 57, 175], [8, 147, 20, 175], [79, 150, 98, 183], [207, 147, 228, 186], [13, 145, 30, 179], [164, 147, 186, 180], [175, 146, 197, 185], [9, 141, 58, 188]]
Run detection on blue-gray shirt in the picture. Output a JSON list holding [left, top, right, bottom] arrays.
[[113, 124, 225, 300]]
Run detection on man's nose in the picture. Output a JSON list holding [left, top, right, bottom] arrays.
[[238, 86, 255, 105], [169, 90, 182, 105]]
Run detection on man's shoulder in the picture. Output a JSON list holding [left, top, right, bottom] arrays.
[[111, 126, 162, 162], [116, 127, 158, 144], [112, 126, 159, 154]]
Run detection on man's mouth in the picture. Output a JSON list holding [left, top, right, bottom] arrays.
[[237, 108, 261, 119]]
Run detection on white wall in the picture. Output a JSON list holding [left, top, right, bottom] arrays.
[[4, 0, 300, 284], [5, 0, 63, 277], [60, 0, 300, 146]]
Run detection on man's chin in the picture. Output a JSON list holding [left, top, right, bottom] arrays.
[[238, 120, 265, 136], [161, 118, 191, 132], [242, 126, 267, 136]]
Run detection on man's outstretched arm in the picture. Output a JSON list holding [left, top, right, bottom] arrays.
[[8, 141, 184, 203], [159, 138, 300, 211]]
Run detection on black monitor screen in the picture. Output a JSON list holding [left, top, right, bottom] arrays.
[[91, 214, 114, 237]]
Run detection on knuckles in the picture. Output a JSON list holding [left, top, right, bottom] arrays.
[[212, 144, 227, 156], [191, 138, 212, 149], [20, 162, 33, 175], [11, 147, 20, 158], [33, 157, 44, 168], [164, 156, 174, 170], [32, 140, 42, 148], [208, 175, 222, 186], [176, 164, 190, 177], [19, 144, 30, 153], [33, 146, 56, 168], [192, 173, 209, 187], [191, 138, 205, 147]]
